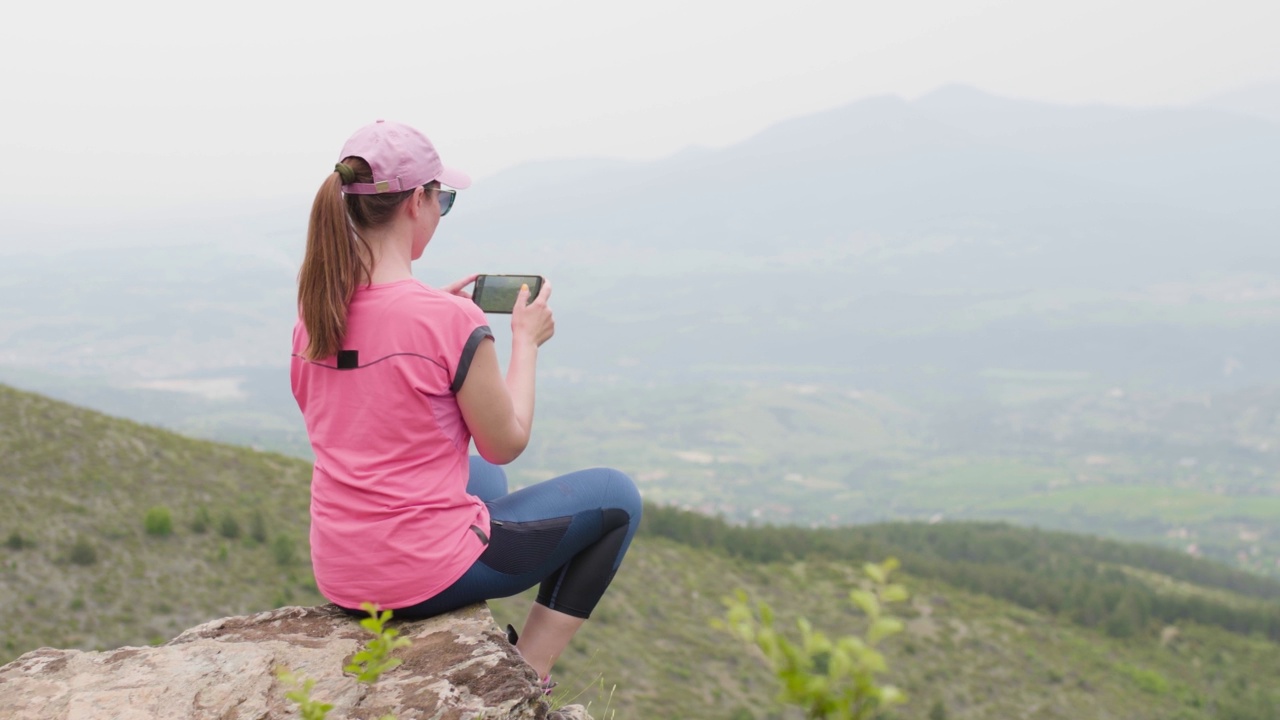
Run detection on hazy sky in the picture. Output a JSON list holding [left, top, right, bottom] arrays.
[[1, 0, 1277, 235]]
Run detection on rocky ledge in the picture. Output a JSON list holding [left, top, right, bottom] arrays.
[[0, 603, 590, 720]]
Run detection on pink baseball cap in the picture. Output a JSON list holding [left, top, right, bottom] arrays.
[[338, 119, 471, 194]]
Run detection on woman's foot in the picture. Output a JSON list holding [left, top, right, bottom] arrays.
[[506, 625, 555, 695]]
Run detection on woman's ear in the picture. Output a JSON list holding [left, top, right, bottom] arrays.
[[405, 187, 424, 220]]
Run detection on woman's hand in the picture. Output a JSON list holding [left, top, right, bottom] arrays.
[[512, 280, 555, 348], [458, 279, 553, 465], [441, 274, 479, 299]]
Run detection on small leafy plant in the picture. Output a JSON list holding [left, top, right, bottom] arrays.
[[276, 670, 334, 720], [344, 602, 412, 683], [278, 602, 409, 720], [717, 557, 911, 720]]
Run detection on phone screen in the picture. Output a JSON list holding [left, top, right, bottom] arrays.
[[473, 274, 543, 314]]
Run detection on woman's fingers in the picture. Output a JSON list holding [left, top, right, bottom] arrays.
[[442, 274, 480, 296], [513, 280, 555, 346]]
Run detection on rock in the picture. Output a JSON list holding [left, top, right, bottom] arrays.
[[0, 603, 591, 720]]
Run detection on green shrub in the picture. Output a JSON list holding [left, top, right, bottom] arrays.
[[69, 537, 98, 566], [250, 510, 268, 544], [218, 513, 241, 540], [1117, 664, 1169, 695], [191, 506, 212, 534], [6, 530, 28, 550], [273, 534, 297, 566], [144, 506, 173, 537]]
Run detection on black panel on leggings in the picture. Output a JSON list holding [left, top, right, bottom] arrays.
[[537, 508, 631, 619], [479, 517, 572, 575]]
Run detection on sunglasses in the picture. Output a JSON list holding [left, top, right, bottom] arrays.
[[429, 186, 457, 217]]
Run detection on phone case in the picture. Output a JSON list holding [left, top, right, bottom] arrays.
[[473, 275, 542, 313]]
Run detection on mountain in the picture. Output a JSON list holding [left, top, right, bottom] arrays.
[[441, 84, 1280, 278], [3, 383, 1279, 718], [1198, 80, 1280, 125], [5, 85, 1280, 389]]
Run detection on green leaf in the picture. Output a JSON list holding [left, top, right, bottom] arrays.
[[828, 646, 852, 679], [868, 617, 904, 646], [849, 589, 880, 620], [881, 584, 910, 604], [863, 562, 887, 585], [862, 648, 887, 673], [759, 601, 776, 626], [880, 685, 907, 705]]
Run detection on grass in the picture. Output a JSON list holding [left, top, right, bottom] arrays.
[[0, 384, 324, 661], [490, 538, 1280, 719], [3, 380, 1279, 718]]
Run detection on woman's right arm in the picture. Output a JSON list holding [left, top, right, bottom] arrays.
[[457, 281, 554, 465]]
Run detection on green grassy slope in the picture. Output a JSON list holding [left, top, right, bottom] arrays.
[[0, 384, 323, 658], [2, 383, 1277, 719], [493, 539, 1279, 719]]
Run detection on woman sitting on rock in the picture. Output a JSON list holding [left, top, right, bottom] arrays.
[[290, 119, 642, 691]]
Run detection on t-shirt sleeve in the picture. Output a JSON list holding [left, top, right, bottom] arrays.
[[448, 299, 494, 394]]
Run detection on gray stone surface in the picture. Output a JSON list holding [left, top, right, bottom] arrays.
[[0, 603, 591, 720]]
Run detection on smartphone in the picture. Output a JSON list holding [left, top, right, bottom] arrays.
[[472, 274, 544, 314]]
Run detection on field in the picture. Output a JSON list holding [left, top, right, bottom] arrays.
[[4, 361, 1278, 581]]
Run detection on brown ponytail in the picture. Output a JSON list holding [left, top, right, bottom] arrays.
[[297, 157, 413, 360]]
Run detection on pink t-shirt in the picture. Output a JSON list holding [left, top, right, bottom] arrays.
[[290, 278, 493, 609]]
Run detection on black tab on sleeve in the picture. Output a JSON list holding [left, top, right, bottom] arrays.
[[450, 326, 494, 393], [337, 350, 359, 369]]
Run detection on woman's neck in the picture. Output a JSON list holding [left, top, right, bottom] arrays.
[[360, 223, 414, 285], [369, 256, 412, 284]]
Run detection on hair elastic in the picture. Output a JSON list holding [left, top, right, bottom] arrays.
[[334, 163, 356, 183]]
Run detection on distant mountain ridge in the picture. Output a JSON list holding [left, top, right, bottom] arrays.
[[442, 83, 1280, 278], [1197, 79, 1280, 125], [4, 84, 1279, 385]]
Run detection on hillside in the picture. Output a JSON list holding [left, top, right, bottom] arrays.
[[0, 383, 323, 659], [2, 383, 1278, 718], [493, 537, 1280, 720]]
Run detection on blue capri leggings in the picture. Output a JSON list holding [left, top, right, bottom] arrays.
[[378, 457, 642, 621]]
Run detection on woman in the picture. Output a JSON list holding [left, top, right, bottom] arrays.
[[290, 119, 642, 688]]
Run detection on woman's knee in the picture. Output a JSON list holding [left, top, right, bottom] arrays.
[[468, 455, 509, 501], [595, 467, 642, 520]]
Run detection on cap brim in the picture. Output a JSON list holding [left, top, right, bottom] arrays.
[[436, 166, 471, 190]]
